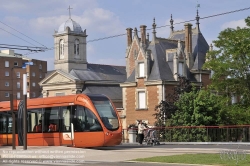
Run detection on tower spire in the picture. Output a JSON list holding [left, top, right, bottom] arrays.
[[68, 6, 73, 19], [196, 3, 200, 33], [170, 14, 174, 33], [152, 18, 156, 41]]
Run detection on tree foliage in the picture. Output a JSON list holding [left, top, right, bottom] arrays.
[[203, 16, 250, 105]]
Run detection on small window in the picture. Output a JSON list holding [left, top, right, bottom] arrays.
[[27, 72, 29, 77], [17, 92, 20, 99], [27, 82, 29, 87], [179, 62, 183, 76], [5, 71, 9, 76], [5, 61, 9, 67], [32, 72, 35, 77], [17, 82, 20, 88], [5, 82, 9, 87], [138, 63, 145, 77], [138, 91, 146, 109], [39, 64, 42, 69], [39, 73, 42, 78], [210, 70, 214, 79], [32, 82, 35, 87], [14, 62, 18, 66], [27, 92, 30, 98], [32, 92, 36, 98], [16, 72, 20, 78], [231, 94, 237, 104], [5, 92, 9, 97]]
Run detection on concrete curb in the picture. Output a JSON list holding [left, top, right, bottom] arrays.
[[126, 161, 220, 166]]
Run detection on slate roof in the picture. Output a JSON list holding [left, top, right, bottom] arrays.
[[70, 63, 126, 83], [125, 25, 209, 83], [82, 85, 122, 101], [69, 63, 126, 101], [170, 28, 209, 70]]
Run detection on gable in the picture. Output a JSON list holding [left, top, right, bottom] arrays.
[[42, 73, 75, 84]]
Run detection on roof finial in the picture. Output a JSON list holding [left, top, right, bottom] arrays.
[[170, 14, 174, 32], [152, 18, 156, 41], [196, 2, 200, 33], [68, 5, 73, 19]]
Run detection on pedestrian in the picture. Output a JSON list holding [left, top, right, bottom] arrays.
[[138, 120, 146, 145]]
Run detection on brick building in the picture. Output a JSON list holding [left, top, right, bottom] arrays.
[[0, 49, 47, 101], [120, 12, 212, 129]]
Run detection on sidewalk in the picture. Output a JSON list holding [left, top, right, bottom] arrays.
[[0, 143, 249, 163]]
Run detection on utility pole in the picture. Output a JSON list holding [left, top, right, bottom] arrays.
[[23, 73, 27, 150], [10, 93, 16, 150], [10, 67, 16, 150]]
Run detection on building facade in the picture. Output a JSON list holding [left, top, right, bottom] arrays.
[[0, 49, 47, 101], [121, 13, 212, 129]]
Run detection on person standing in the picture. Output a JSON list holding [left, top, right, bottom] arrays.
[[138, 120, 146, 145]]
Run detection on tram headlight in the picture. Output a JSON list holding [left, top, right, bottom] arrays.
[[106, 132, 109, 135]]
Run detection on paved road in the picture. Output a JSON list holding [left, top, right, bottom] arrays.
[[0, 160, 207, 166], [0, 144, 249, 165]]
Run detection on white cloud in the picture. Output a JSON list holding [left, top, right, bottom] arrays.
[[221, 19, 246, 30], [28, 8, 125, 36]]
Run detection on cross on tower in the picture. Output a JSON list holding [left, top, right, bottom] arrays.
[[196, 0, 200, 10], [68, 6, 73, 18]]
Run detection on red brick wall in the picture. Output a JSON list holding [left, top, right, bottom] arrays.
[[202, 73, 211, 89], [127, 41, 139, 76]]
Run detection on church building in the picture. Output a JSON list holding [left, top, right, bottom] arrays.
[[39, 13, 126, 114]]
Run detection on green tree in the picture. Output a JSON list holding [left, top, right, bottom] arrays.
[[168, 89, 227, 141], [203, 16, 250, 106]]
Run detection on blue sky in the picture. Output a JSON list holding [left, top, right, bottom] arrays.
[[1, 0, 250, 71]]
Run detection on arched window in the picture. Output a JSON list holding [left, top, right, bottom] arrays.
[[59, 39, 64, 59], [74, 39, 79, 57]]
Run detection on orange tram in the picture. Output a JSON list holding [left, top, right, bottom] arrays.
[[0, 94, 122, 147]]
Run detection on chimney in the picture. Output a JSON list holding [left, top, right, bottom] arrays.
[[140, 25, 147, 47], [126, 28, 133, 47], [184, 23, 193, 68]]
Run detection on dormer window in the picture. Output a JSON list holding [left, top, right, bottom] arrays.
[[59, 39, 64, 59], [178, 62, 184, 76], [74, 39, 80, 57], [138, 62, 145, 77]]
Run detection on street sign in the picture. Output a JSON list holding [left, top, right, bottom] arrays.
[[22, 62, 34, 68], [24, 62, 34, 65]]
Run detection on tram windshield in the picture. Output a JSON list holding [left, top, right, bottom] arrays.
[[88, 95, 119, 130]]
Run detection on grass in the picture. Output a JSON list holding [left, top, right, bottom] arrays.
[[133, 153, 250, 166]]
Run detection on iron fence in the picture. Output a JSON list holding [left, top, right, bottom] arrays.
[[122, 125, 250, 142]]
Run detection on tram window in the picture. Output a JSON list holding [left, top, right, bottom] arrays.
[[27, 109, 43, 133], [72, 105, 102, 132], [44, 107, 59, 132], [0, 112, 13, 134], [61, 106, 71, 132], [0, 113, 7, 133]]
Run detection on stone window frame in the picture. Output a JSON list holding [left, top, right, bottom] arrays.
[[136, 89, 148, 110]]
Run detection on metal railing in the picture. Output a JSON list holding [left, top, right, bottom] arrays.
[[122, 125, 250, 142]]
